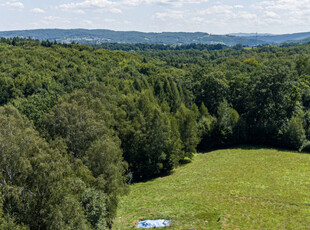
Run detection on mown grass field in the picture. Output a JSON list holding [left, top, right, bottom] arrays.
[[113, 147, 310, 229]]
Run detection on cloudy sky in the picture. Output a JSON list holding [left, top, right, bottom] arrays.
[[0, 0, 309, 34]]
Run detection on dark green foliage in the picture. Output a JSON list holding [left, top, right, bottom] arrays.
[[12, 91, 58, 127], [84, 137, 128, 226], [175, 104, 201, 156], [244, 63, 301, 145], [197, 103, 216, 150], [81, 188, 107, 229], [152, 76, 184, 112], [0, 106, 94, 229], [42, 92, 111, 158], [296, 57, 310, 75], [195, 71, 229, 114], [284, 116, 306, 150], [116, 89, 183, 180], [213, 101, 240, 146], [98, 43, 227, 51], [144, 43, 310, 150], [0, 191, 28, 230], [41, 91, 128, 227]]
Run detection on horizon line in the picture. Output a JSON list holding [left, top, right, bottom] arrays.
[[0, 28, 310, 36]]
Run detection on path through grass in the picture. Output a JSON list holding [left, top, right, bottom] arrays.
[[113, 147, 310, 229]]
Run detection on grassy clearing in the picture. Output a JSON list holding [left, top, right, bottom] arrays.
[[113, 146, 310, 229]]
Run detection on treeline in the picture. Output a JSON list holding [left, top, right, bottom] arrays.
[[0, 38, 310, 229], [0, 37, 228, 51], [95, 43, 227, 52], [139, 45, 310, 150]]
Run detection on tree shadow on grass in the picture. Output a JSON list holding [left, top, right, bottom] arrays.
[[233, 144, 310, 155], [131, 170, 175, 184], [179, 157, 192, 165], [133, 144, 310, 185]]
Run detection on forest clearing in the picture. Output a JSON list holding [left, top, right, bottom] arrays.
[[114, 147, 310, 229]]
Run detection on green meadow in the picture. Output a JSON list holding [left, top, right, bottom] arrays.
[[113, 147, 310, 229]]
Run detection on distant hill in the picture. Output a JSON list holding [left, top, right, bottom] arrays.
[[0, 29, 309, 46], [290, 36, 310, 44], [228, 33, 272, 37], [236, 32, 310, 44], [0, 29, 267, 46]]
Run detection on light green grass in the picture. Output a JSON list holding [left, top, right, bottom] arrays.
[[113, 147, 310, 229]]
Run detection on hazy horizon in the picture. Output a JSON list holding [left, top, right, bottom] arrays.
[[0, 28, 309, 36]]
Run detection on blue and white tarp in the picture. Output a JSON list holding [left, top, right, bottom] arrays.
[[137, 219, 171, 228]]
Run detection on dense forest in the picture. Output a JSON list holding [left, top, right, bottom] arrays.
[[1, 37, 310, 229]]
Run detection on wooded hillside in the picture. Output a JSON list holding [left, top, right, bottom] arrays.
[[0, 38, 310, 229]]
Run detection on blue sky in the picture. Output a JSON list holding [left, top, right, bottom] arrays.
[[0, 0, 309, 34]]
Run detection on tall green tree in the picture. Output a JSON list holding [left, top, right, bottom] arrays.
[[175, 104, 201, 156], [284, 115, 306, 150], [0, 105, 97, 229]]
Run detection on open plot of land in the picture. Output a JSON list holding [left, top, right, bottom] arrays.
[[113, 147, 310, 229]]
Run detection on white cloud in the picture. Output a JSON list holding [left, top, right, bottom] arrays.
[[58, 0, 209, 12], [146, 0, 208, 7], [4, 1, 24, 9], [234, 5, 244, 9], [42, 16, 71, 25], [154, 10, 184, 20], [109, 8, 122, 13], [254, 0, 310, 12], [199, 5, 234, 16], [59, 0, 115, 10], [81, 19, 93, 25], [192, 17, 204, 23], [237, 11, 257, 20], [104, 18, 116, 23], [265, 11, 280, 18], [121, 0, 208, 7], [263, 0, 310, 10], [198, 4, 245, 17], [121, 0, 144, 7], [59, 0, 123, 14], [44, 16, 60, 21], [74, 9, 85, 14], [31, 8, 45, 13], [251, 0, 310, 27]]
